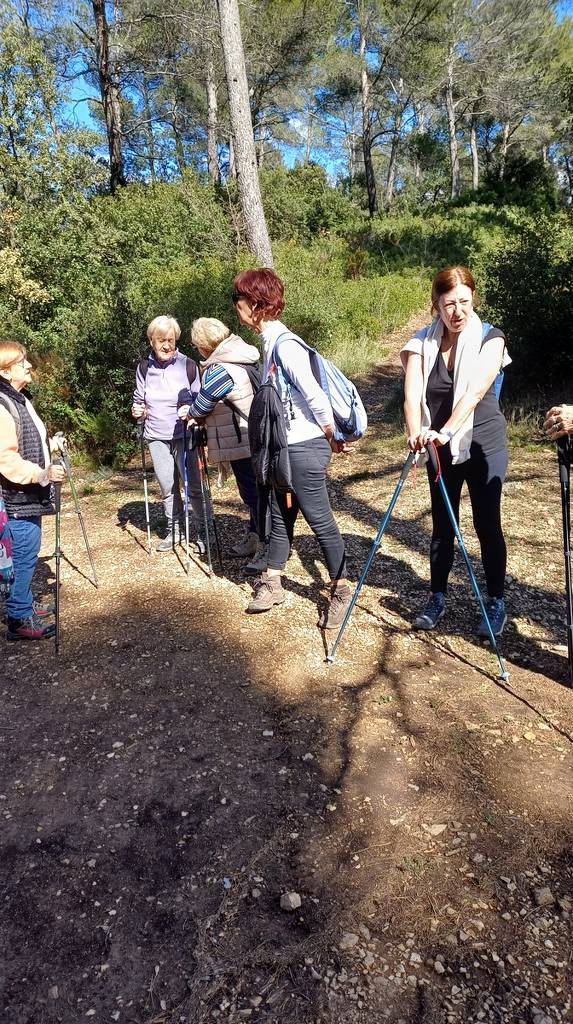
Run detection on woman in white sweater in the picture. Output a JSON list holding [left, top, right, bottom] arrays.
[[232, 268, 351, 627]]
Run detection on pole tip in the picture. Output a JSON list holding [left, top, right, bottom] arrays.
[[325, 655, 334, 664], [499, 671, 510, 681]]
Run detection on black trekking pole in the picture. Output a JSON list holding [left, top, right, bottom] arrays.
[[53, 462, 62, 655], [426, 442, 509, 681], [139, 420, 153, 556], [52, 434, 98, 588], [557, 437, 573, 688], [192, 426, 223, 574], [327, 450, 418, 664], [181, 421, 191, 574]]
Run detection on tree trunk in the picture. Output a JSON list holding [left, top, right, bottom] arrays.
[[170, 96, 186, 177], [304, 109, 313, 165], [206, 54, 219, 184], [228, 134, 237, 178], [470, 118, 479, 191], [384, 83, 404, 210], [564, 155, 573, 203], [359, 26, 377, 217], [142, 75, 156, 182], [499, 122, 510, 179], [445, 47, 460, 201], [92, 0, 125, 193], [216, 0, 273, 266]]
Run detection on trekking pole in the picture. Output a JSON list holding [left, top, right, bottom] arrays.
[[181, 421, 191, 574], [53, 459, 62, 655], [200, 441, 223, 572], [139, 420, 153, 556], [557, 437, 573, 688], [327, 450, 418, 664], [52, 434, 98, 588], [426, 442, 509, 681]]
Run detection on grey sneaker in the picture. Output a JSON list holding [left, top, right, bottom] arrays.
[[156, 528, 180, 552], [232, 531, 258, 557], [412, 593, 445, 630], [245, 543, 269, 576], [477, 598, 507, 637], [246, 574, 285, 613], [318, 583, 352, 630]]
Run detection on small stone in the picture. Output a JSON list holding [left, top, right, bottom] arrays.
[[339, 931, 359, 950], [423, 823, 448, 837], [523, 731, 536, 742], [409, 952, 422, 964], [251, 888, 261, 899], [434, 960, 446, 974], [534, 887, 554, 908], [280, 891, 301, 911], [249, 997, 262, 1008], [262, 730, 274, 737], [359, 923, 371, 940], [363, 951, 375, 968], [472, 853, 484, 864], [48, 986, 59, 1000]]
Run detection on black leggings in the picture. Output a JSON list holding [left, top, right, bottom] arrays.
[[267, 436, 347, 580], [427, 445, 508, 598]]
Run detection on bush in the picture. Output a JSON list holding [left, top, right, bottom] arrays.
[[477, 214, 573, 399]]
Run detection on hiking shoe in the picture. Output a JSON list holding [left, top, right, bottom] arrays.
[[156, 528, 180, 552], [232, 531, 258, 558], [246, 574, 285, 613], [477, 598, 507, 638], [412, 593, 445, 631], [33, 599, 55, 617], [7, 614, 56, 641], [318, 583, 352, 630], [245, 543, 269, 576]]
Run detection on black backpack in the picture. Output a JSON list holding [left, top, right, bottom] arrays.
[[247, 379, 292, 493], [223, 361, 262, 444]]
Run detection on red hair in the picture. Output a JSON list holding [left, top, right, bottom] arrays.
[[431, 266, 476, 313], [233, 269, 285, 319]]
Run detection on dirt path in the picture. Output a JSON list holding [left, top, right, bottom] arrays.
[[2, 316, 573, 1024]]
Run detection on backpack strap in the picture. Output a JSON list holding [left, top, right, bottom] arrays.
[[0, 393, 22, 447], [139, 356, 197, 388]]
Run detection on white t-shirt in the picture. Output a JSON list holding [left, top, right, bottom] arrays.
[[261, 321, 332, 446]]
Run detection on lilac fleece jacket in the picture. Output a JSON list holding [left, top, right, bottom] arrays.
[[133, 351, 199, 441]]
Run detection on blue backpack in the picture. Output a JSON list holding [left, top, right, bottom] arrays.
[[273, 332, 368, 443]]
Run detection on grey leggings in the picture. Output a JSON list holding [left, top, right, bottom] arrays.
[[148, 438, 210, 530]]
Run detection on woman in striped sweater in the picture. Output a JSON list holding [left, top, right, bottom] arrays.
[[177, 318, 265, 571]]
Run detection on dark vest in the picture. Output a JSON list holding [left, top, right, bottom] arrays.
[[0, 379, 53, 518]]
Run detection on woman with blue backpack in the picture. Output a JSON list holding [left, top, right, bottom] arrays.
[[401, 265, 511, 636], [232, 268, 361, 628]]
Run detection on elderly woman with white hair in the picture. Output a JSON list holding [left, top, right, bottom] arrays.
[[132, 315, 206, 551], [177, 317, 265, 571]]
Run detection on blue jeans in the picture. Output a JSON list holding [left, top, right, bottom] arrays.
[[5, 516, 42, 620]]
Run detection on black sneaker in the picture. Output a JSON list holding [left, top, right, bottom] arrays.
[[412, 593, 445, 631], [7, 615, 56, 641]]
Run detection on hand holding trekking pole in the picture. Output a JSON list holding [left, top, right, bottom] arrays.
[[545, 405, 573, 441], [132, 402, 146, 419]]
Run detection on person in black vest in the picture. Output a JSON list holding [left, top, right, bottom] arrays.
[[0, 341, 65, 640]]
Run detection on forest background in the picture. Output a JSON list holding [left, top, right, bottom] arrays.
[[0, 0, 572, 465]]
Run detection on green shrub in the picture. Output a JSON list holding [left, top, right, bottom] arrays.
[[477, 214, 573, 399]]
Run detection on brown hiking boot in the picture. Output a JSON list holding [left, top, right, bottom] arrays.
[[246, 573, 285, 613], [318, 583, 352, 630]]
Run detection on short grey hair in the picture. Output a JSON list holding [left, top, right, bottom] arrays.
[[191, 317, 231, 356], [147, 315, 181, 342]]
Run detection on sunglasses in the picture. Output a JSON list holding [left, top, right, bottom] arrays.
[[10, 356, 28, 368], [231, 290, 242, 304]]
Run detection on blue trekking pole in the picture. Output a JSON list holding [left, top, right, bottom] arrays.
[[426, 442, 509, 681], [327, 450, 418, 664], [181, 420, 191, 574]]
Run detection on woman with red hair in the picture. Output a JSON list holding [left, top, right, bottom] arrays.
[[401, 266, 511, 636], [232, 268, 351, 627]]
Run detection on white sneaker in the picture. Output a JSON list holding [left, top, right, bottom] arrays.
[[231, 531, 258, 557], [245, 543, 269, 576]]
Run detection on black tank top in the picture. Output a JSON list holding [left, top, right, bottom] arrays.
[[426, 332, 507, 456]]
